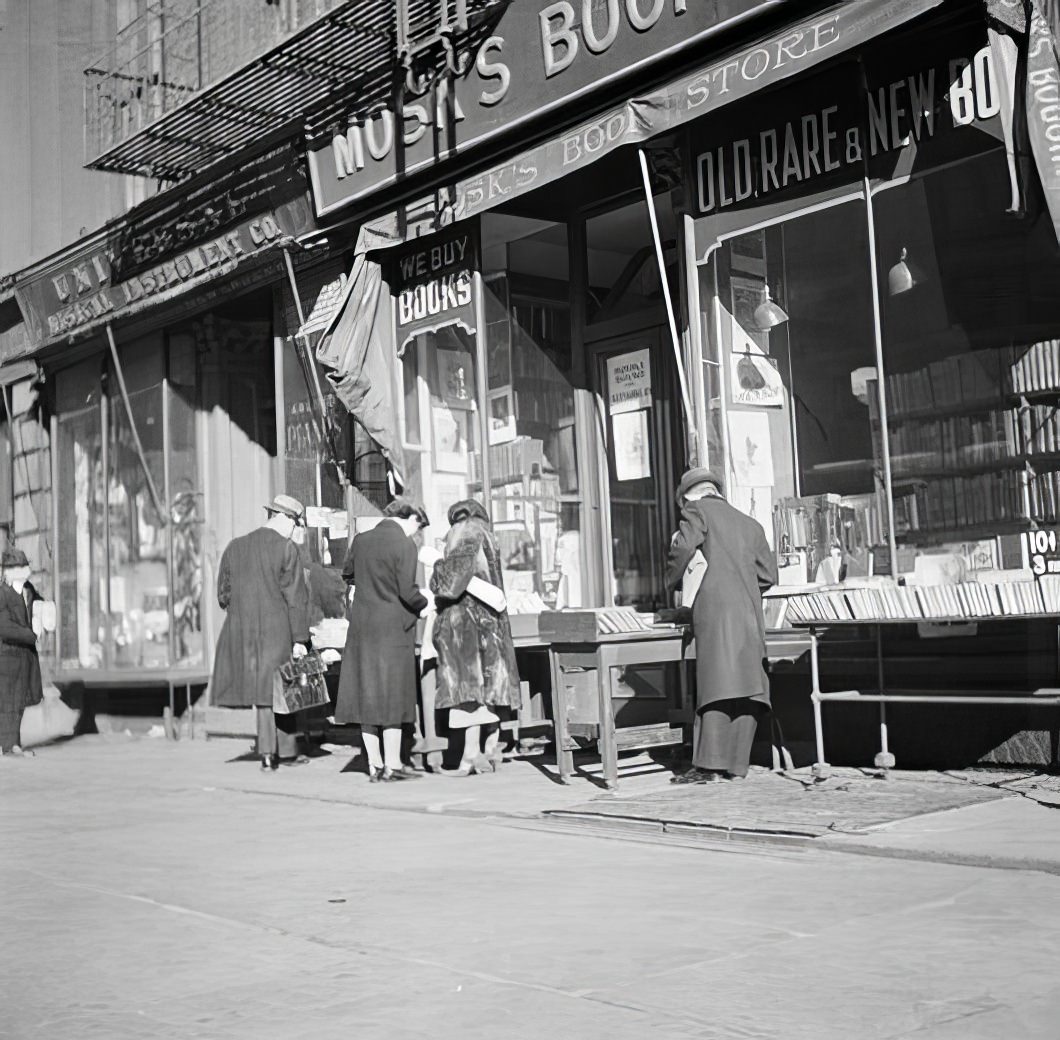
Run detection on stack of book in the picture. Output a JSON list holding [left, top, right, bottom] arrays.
[[1010, 340, 1060, 394]]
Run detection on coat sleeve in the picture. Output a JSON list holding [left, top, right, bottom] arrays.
[[395, 536, 429, 615], [430, 529, 479, 601], [217, 545, 232, 610], [665, 507, 709, 591], [280, 540, 311, 643], [754, 523, 778, 594], [0, 590, 36, 646]]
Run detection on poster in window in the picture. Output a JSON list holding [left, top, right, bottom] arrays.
[[606, 349, 652, 414], [728, 410, 775, 487], [432, 404, 469, 473], [729, 486, 774, 548], [436, 350, 475, 410], [729, 306, 784, 407], [488, 389, 517, 445], [487, 320, 512, 390], [612, 409, 651, 482]]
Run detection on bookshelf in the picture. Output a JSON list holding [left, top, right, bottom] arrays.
[[870, 339, 1060, 541]]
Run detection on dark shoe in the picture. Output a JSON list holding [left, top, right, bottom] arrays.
[[368, 766, 384, 783], [382, 765, 422, 782], [260, 754, 276, 771], [671, 767, 710, 785]]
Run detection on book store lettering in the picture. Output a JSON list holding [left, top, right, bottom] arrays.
[[396, 235, 473, 327], [696, 47, 1001, 214], [1026, 530, 1060, 575]]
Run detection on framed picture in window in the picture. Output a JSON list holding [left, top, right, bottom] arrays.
[[488, 388, 517, 445], [436, 349, 475, 410], [432, 403, 470, 473]]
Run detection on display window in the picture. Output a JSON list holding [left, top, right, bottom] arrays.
[[692, 9, 1060, 621]]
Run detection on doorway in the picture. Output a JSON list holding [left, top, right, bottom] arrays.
[[590, 327, 680, 611]]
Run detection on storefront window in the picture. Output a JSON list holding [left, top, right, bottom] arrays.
[[873, 150, 1060, 572], [481, 214, 585, 610], [399, 325, 484, 545], [168, 379, 203, 667]]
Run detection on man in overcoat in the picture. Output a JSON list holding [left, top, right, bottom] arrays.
[[0, 547, 43, 756], [211, 494, 311, 769], [666, 469, 777, 783]]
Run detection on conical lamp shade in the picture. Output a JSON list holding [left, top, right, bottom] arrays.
[[888, 248, 923, 296], [753, 284, 789, 330]]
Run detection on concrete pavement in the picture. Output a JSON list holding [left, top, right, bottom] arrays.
[[3, 736, 1060, 1038]]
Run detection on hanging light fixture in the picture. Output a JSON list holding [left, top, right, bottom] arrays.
[[753, 283, 789, 331], [887, 247, 925, 296]]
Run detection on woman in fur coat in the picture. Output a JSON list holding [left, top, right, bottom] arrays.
[[429, 499, 520, 774]]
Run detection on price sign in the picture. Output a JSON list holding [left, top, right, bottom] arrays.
[[1025, 530, 1060, 575]]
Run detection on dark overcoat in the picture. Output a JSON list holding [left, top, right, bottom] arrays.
[[210, 528, 310, 708], [666, 497, 777, 707], [430, 516, 520, 711], [0, 582, 43, 751], [335, 519, 427, 727]]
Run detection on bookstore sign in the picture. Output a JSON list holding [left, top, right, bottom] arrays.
[[393, 228, 478, 346], [1026, 529, 1060, 576]]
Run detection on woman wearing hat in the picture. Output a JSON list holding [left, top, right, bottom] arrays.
[[428, 499, 520, 775], [211, 495, 311, 770], [335, 498, 431, 782], [0, 547, 43, 756], [666, 469, 777, 783]]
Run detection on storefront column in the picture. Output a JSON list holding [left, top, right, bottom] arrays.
[[682, 210, 709, 470], [472, 268, 492, 518]]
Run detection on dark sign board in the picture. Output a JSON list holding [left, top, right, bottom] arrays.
[[690, 19, 1005, 217], [307, 0, 781, 217]]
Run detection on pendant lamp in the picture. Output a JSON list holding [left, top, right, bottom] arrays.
[[753, 284, 789, 331], [887, 247, 924, 296]]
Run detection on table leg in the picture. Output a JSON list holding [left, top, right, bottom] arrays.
[[549, 648, 573, 783], [810, 628, 830, 780], [873, 624, 895, 772], [596, 646, 618, 791]]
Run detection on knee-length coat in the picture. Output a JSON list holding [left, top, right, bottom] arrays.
[[666, 497, 777, 708], [0, 581, 42, 750], [210, 528, 310, 708], [430, 516, 520, 711], [335, 519, 427, 727]]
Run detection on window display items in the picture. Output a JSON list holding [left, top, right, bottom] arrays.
[[728, 410, 776, 487], [432, 404, 470, 473], [437, 349, 475, 409], [488, 389, 517, 445]]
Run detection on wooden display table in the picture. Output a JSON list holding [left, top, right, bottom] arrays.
[[792, 615, 1060, 778]]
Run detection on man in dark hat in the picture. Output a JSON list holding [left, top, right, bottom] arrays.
[[0, 547, 43, 756], [666, 468, 777, 783], [211, 495, 311, 770]]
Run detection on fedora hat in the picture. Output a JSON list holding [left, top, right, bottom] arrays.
[[265, 494, 305, 523], [675, 467, 724, 504], [1, 546, 29, 568]]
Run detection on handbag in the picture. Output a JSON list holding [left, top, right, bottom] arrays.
[[272, 650, 330, 714]]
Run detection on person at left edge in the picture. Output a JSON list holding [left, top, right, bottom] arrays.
[[0, 547, 43, 757], [210, 494, 311, 770]]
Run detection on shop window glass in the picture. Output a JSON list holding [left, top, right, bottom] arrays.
[[586, 196, 677, 325], [108, 383, 167, 668], [481, 214, 585, 610], [710, 198, 881, 584], [169, 381, 203, 667], [872, 150, 1060, 581], [399, 325, 483, 549], [57, 405, 106, 669]]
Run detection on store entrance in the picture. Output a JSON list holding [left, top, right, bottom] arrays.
[[590, 327, 679, 611]]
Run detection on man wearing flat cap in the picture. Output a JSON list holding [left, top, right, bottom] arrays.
[[0, 547, 43, 756], [211, 495, 311, 769], [666, 469, 777, 783]]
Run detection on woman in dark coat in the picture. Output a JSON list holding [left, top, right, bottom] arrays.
[[211, 495, 311, 769], [0, 547, 43, 756], [666, 469, 777, 783], [335, 499, 429, 782], [430, 499, 520, 775]]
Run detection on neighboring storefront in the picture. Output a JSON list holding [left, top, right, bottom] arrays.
[[3, 141, 364, 686]]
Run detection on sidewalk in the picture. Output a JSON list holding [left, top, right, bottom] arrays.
[[7, 734, 1060, 874]]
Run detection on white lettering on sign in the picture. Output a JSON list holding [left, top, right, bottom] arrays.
[[695, 45, 999, 215], [397, 271, 473, 326], [539, 0, 687, 78], [606, 348, 653, 414]]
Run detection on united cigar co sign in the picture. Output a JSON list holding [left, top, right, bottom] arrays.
[[394, 229, 476, 338], [694, 39, 1005, 215], [308, 0, 777, 216]]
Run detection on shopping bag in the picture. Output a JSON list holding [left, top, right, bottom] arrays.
[[20, 683, 79, 747], [272, 650, 330, 714], [681, 550, 707, 609]]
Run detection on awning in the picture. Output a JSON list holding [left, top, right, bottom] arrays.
[[0, 360, 39, 388], [355, 0, 945, 254], [295, 273, 349, 344]]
